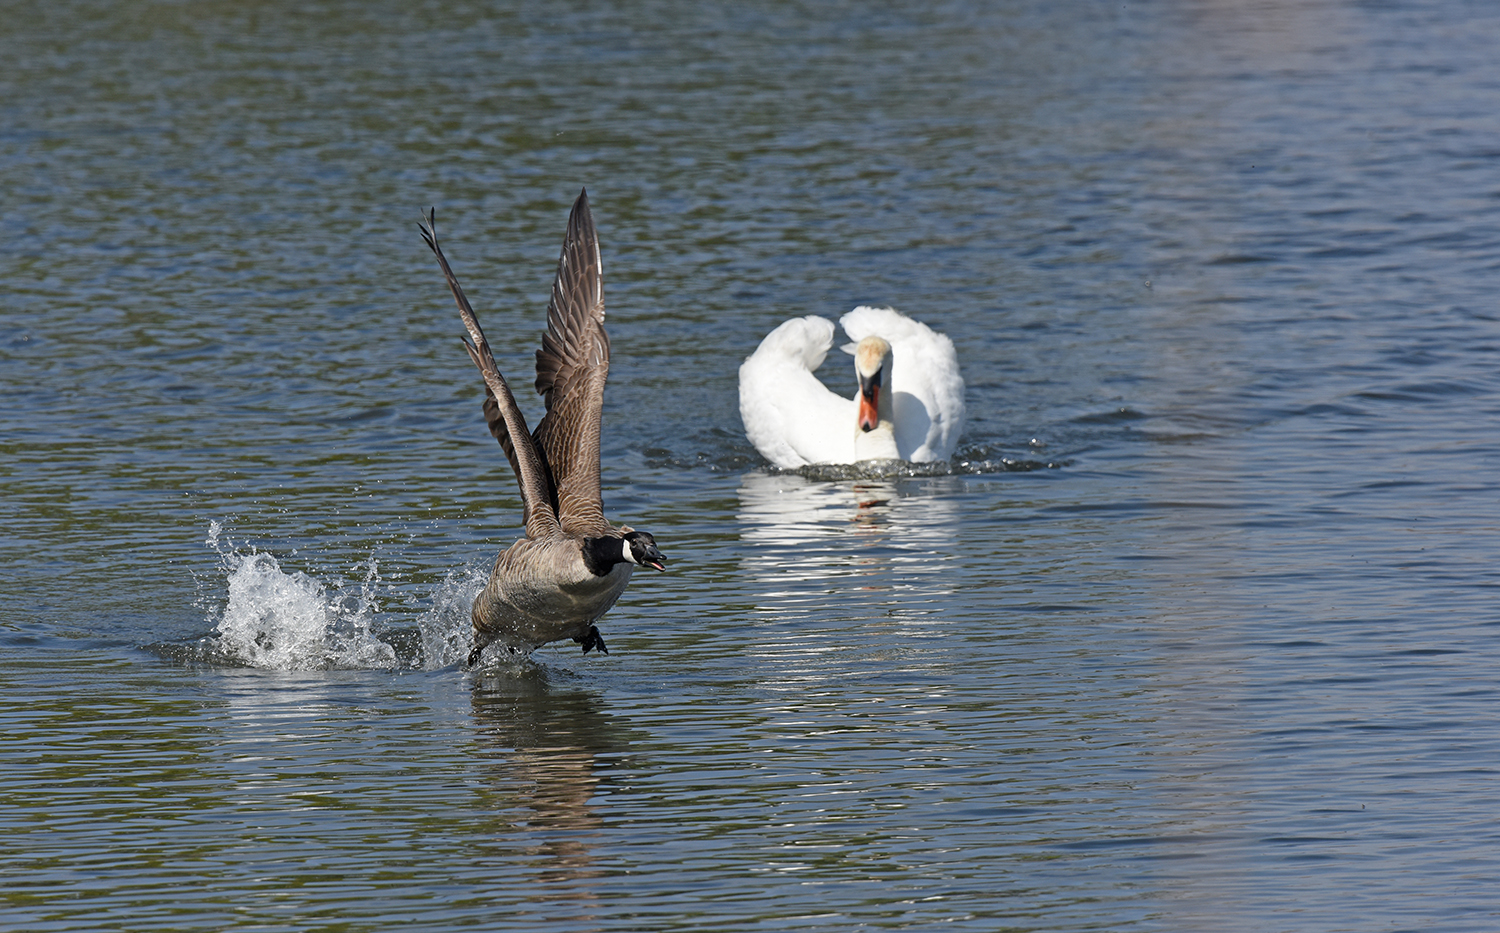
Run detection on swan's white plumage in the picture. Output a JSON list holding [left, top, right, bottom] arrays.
[[738, 306, 966, 468], [737, 316, 853, 468]]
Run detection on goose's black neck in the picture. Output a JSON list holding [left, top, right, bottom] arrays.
[[582, 535, 627, 576]]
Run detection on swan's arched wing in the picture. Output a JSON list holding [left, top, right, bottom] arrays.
[[897, 329, 965, 459], [532, 190, 612, 534], [419, 209, 560, 539], [738, 316, 856, 468]]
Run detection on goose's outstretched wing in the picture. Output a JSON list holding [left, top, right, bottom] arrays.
[[531, 189, 612, 534], [419, 209, 560, 539]]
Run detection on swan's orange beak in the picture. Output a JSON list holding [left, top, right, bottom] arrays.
[[857, 373, 881, 432]]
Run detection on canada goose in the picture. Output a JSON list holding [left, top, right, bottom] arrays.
[[738, 306, 966, 468], [419, 190, 666, 666]]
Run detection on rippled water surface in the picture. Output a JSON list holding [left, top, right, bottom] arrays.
[[5, 1, 1500, 930]]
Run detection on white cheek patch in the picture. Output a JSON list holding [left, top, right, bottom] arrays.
[[620, 538, 639, 564]]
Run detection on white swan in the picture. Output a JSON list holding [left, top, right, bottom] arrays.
[[738, 306, 965, 468]]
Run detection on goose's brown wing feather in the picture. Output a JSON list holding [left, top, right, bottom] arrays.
[[473, 381, 560, 518], [419, 209, 560, 540], [532, 189, 611, 535]]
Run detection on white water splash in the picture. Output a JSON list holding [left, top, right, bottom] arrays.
[[201, 521, 398, 670], [416, 566, 487, 670]]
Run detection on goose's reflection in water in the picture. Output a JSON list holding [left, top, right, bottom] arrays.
[[467, 665, 638, 907]]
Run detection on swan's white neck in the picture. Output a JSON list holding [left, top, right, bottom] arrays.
[[854, 418, 898, 460], [852, 336, 898, 460]]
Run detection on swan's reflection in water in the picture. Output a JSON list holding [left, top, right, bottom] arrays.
[[467, 665, 637, 908], [734, 471, 972, 740], [738, 470, 962, 576], [736, 470, 964, 641]]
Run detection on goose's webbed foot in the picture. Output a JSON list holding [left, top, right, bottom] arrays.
[[575, 625, 609, 655], [466, 629, 497, 669]]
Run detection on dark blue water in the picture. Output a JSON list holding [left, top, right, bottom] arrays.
[[4, 1, 1500, 930]]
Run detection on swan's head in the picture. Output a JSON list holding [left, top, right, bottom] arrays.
[[854, 336, 893, 433], [622, 530, 667, 572]]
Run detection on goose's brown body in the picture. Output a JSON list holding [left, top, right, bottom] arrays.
[[420, 190, 664, 665], [474, 541, 634, 654]]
